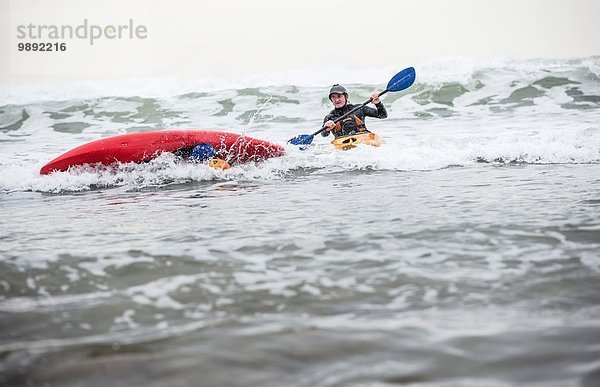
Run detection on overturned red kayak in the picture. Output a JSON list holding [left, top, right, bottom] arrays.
[[40, 130, 285, 175]]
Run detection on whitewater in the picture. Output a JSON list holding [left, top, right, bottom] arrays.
[[1, 57, 599, 386]]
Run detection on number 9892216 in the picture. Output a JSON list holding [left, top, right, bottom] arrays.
[[18, 42, 66, 51]]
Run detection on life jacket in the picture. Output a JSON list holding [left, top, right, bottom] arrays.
[[333, 115, 367, 136]]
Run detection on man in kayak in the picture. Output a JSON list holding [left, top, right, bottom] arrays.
[[322, 84, 387, 138]]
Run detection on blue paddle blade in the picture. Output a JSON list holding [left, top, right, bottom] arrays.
[[386, 67, 416, 92], [288, 134, 314, 146]]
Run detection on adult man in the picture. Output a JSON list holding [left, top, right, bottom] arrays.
[[322, 84, 387, 138]]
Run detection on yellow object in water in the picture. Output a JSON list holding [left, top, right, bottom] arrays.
[[208, 158, 231, 170], [331, 132, 383, 150]]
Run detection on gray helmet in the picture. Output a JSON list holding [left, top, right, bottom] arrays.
[[329, 84, 348, 100]]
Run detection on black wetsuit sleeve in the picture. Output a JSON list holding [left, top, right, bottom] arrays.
[[362, 102, 387, 119], [321, 113, 335, 137]]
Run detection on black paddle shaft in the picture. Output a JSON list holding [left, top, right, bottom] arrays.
[[312, 89, 389, 136]]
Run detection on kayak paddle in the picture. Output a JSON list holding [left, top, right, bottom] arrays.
[[288, 66, 416, 146]]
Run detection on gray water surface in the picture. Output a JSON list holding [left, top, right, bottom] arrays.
[[1, 164, 599, 386]]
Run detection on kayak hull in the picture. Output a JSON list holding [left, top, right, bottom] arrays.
[[331, 132, 383, 150], [40, 130, 284, 175]]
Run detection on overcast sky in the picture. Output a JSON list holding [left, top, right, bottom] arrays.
[[1, 0, 599, 85]]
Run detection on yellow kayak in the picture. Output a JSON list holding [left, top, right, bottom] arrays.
[[331, 132, 383, 150]]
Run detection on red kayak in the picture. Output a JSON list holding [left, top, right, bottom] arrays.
[[40, 130, 285, 175]]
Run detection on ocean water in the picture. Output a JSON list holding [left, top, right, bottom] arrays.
[[1, 57, 600, 386]]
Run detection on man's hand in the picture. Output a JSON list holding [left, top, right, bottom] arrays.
[[370, 93, 381, 104], [324, 120, 335, 131]]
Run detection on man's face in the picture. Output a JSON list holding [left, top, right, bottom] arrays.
[[330, 93, 346, 108]]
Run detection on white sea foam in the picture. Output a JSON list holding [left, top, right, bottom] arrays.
[[1, 56, 598, 105], [1, 124, 599, 194], [126, 274, 201, 310]]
